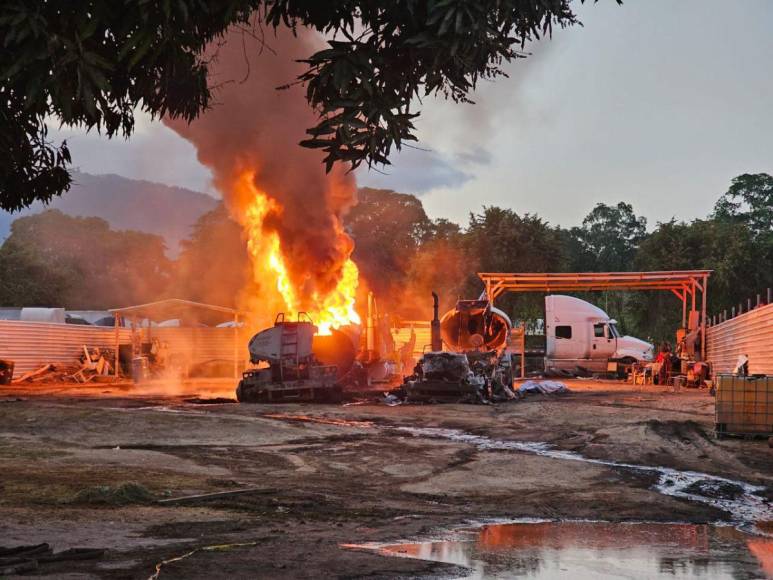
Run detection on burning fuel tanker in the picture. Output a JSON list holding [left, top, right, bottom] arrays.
[[440, 299, 512, 352]]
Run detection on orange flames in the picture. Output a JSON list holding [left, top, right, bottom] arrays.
[[237, 172, 360, 335]]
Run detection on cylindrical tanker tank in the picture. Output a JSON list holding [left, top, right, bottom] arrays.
[[440, 299, 512, 352], [312, 326, 359, 378]]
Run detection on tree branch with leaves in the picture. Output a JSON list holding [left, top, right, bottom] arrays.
[[0, 0, 612, 210]]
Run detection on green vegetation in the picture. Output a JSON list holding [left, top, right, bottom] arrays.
[[345, 175, 772, 341], [1, 0, 602, 210], [0, 210, 170, 309], [0, 173, 770, 343]]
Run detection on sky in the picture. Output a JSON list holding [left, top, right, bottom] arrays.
[[51, 0, 773, 231]]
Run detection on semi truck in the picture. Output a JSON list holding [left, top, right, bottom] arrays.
[[543, 295, 653, 373]]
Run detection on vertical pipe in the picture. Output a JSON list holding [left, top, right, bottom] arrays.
[[431, 292, 442, 352], [132, 316, 138, 357], [114, 313, 120, 378], [757, 294, 761, 307], [747, 298, 752, 311], [700, 275, 707, 360], [682, 290, 687, 328], [233, 314, 238, 380], [366, 292, 375, 359]]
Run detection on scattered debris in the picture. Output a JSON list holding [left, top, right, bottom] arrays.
[[11, 363, 55, 383], [158, 487, 276, 505], [73, 346, 115, 382], [383, 393, 403, 406], [0, 358, 13, 385], [184, 397, 237, 405], [10, 346, 117, 385], [264, 413, 374, 428], [150, 542, 258, 580], [0, 543, 104, 575]]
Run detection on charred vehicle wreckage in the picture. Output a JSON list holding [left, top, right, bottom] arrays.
[[398, 296, 517, 403], [236, 314, 342, 403], [236, 294, 522, 405]]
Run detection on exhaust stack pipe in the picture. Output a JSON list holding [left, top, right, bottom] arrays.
[[366, 291, 376, 361], [431, 292, 442, 352]]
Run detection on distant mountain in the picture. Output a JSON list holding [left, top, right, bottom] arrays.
[[0, 172, 218, 256]]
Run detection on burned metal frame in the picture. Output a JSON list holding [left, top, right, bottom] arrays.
[[478, 270, 712, 359], [109, 299, 244, 379]]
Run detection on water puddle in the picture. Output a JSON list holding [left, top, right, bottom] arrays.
[[394, 427, 773, 528], [345, 520, 773, 579], [265, 414, 772, 527]]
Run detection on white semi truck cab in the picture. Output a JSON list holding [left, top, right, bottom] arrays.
[[545, 295, 653, 373]]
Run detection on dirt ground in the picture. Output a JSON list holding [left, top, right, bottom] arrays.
[[0, 378, 770, 579]]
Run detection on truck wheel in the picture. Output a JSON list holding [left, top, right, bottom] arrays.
[[236, 380, 245, 402]]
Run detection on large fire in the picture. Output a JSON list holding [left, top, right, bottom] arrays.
[[163, 28, 362, 334], [237, 172, 360, 335]]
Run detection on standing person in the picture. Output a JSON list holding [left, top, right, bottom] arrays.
[[655, 342, 672, 385]]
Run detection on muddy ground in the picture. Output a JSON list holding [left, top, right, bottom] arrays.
[[0, 379, 770, 578]]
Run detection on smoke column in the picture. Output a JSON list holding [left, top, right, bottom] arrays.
[[165, 26, 358, 325]]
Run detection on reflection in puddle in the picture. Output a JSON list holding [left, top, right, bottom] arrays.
[[346, 521, 773, 579]]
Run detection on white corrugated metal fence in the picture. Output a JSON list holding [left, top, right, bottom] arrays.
[[0, 320, 130, 375], [0, 322, 252, 378], [706, 303, 773, 375]]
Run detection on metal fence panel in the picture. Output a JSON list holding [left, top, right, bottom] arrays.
[[391, 321, 432, 358], [706, 304, 773, 375], [0, 320, 130, 376], [146, 327, 251, 370]]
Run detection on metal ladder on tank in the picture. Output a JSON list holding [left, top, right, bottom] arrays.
[[280, 324, 300, 383]]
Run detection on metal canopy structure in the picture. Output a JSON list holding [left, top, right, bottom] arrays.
[[109, 298, 241, 320], [479, 270, 712, 358]]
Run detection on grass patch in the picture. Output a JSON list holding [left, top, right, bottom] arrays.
[[68, 482, 156, 506]]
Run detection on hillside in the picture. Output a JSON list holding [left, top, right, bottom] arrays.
[[0, 172, 218, 256]]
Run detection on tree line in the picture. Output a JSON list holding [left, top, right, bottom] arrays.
[[0, 173, 770, 343]]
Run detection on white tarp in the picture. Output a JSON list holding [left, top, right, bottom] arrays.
[[517, 380, 569, 395]]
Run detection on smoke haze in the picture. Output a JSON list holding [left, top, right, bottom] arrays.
[[165, 26, 357, 322]]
